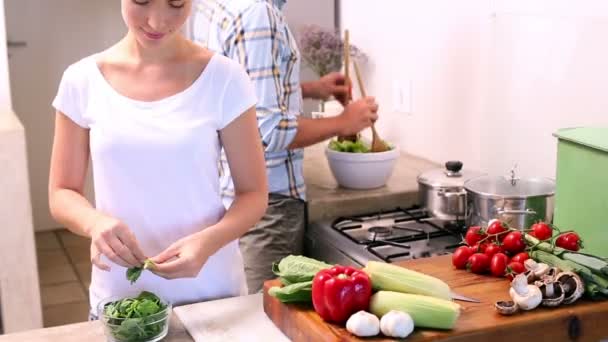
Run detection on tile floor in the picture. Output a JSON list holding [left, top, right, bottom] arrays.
[[35, 229, 92, 327]]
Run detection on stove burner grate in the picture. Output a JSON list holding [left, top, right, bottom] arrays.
[[367, 226, 392, 240]]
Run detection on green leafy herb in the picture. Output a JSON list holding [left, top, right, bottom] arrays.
[[269, 281, 313, 303], [269, 255, 333, 304], [102, 291, 168, 342], [126, 259, 156, 285], [271, 255, 332, 284]]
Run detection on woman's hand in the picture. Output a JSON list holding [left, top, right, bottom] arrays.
[[148, 231, 212, 279], [89, 214, 147, 271]]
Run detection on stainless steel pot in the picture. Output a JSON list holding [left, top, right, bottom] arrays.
[[417, 161, 485, 221], [464, 170, 555, 230]]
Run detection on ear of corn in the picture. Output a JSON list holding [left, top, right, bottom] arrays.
[[363, 261, 452, 300], [370, 291, 460, 330]]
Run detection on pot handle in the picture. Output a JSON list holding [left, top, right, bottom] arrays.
[[438, 189, 467, 198], [496, 208, 537, 216]]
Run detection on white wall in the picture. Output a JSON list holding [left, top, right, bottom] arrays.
[[340, 0, 608, 179], [0, 0, 43, 331], [482, 1, 608, 178], [0, 0, 10, 114], [7, 1, 125, 231], [340, 0, 490, 171]]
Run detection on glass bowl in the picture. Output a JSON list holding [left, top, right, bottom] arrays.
[[97, 292, 172, 342]]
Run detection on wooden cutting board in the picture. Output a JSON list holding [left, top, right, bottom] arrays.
[[263, 255, 608, 341]]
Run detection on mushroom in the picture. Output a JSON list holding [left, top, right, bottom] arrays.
[[524, 259, 550, 280], [524, 270, 537, 284], [495, 300, 519, 315], [538, 281, 565, 307], [509, 273, 543, 310], [556, 272, 585, 305], [543, 267, 561, 281]]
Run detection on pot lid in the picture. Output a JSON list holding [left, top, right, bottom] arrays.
[[417, 161, 485, 188], [465, 167, 555, 198]]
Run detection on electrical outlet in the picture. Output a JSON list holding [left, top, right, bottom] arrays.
[[392, 80, 412, 115]]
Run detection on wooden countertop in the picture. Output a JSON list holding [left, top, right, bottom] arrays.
[[263, 255, 608, 341]]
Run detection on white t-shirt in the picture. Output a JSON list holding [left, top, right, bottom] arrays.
[[52, 53, 256, 310]]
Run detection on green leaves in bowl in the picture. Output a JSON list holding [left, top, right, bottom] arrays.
[[101, 291, 169, 342], [329, 139, 370, 153]]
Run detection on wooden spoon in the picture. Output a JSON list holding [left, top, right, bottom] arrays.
[[337, 29, 358, 143], [352, 60, 390, 153]]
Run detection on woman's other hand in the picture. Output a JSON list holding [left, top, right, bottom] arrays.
[[148, 231, 211, 279], [89, 214, 147, 271]]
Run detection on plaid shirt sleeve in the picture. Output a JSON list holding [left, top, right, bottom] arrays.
[[221, 2, 299, 153]]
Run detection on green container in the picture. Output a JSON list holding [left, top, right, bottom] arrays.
[[553, 127, 608, 257]]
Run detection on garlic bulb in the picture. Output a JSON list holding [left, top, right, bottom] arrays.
[[346, 311, 380, 337], [380, 310, 414, 338]]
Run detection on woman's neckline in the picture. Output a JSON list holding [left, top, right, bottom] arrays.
[[91, 51, 217, 107]]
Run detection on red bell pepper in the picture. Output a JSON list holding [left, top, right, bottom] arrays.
[[311, 265, 372, 323]]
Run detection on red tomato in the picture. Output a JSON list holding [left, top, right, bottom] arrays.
[[556, 232, 582, 251], [510, 252, 529, 264], [484, 243, 504, 257], [465, 226, 486, 247], [486, 220, 508, 242], [506, 261, 526, 280], [531, 222, 553, 241], [452, 246, 475, 269], [502, 231, 526, 254], [474, 242, 491, 253], [467, 253, 490, 274], [490, 253, 509, 277]]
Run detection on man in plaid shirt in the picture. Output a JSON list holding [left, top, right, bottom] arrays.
[[188, 0, 378, 292]]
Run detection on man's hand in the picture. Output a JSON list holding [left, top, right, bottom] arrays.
[[336, 97, 379, 136], [304, 72, 351, 105]]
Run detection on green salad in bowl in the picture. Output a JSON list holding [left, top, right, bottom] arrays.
[[328, 139, 394, 153], [328, 139, 370, 153], [98, 291, 171, 342]]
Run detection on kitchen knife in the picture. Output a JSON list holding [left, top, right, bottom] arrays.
[[451, 291, 481, 303]]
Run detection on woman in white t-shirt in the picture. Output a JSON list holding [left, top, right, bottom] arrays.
[[48, 0, 268, 312]]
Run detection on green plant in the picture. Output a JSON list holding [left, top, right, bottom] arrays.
[[102, 291, 169, 342], [299, 25, 366, 77], [269, 255, 332, 303], [126, 259, 156, 284]]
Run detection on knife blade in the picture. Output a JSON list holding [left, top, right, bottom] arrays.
[[451, 291, 481, 303]]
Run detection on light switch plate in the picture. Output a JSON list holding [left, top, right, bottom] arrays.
[[392, 80, 412, 115]]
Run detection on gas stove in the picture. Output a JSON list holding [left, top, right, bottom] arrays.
[[304, 207, 465, 267]]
